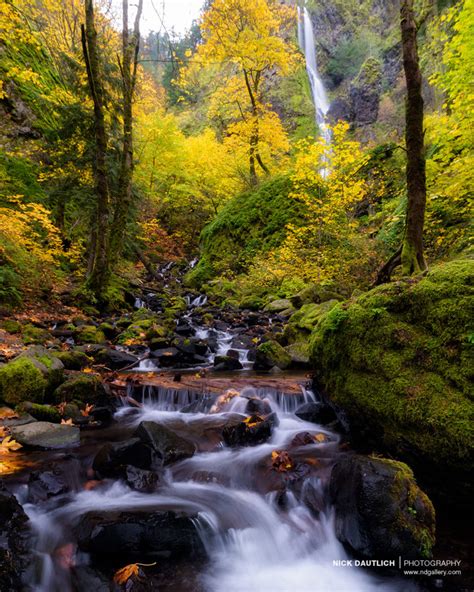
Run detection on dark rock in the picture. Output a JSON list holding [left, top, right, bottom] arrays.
[[53, 373, 108, 404], [327, 97, 353, 124], [75, 510, 206, 560], [213, 355, 243, 371], [245, 398, 272, 416], [135, 421, 196, 464], [71, 566, 110, 592], [125, 466, 161, 492], [93, 438, 157, 477], [222, 414, 274, 447], [295, 402, 337, 425], [175, 323, 195, 337], [330, 455, 436, 559], [254, 340, 291, 371], [150, 347, 182, 367], [350, 57, 382, 126], [0, 487, 31, 591], [78, 345, 138, 370]]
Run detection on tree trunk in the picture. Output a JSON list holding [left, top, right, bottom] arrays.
[[109, 0, 143, 260], [400, 0, 427, 275], [244, 69, 268, 186], [81, 0, 110, 296]]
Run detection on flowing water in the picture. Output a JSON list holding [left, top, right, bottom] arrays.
[[18, 383, 418, 592]]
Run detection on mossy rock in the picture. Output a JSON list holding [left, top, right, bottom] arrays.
[[53, 373, 107, 404], [289, 300, 339, 332], [290, 284, 344, 308], [75, 325, 106, 344], [16, 402, 60, 423], [98, 322, 118, 339], [310, 258, 474, 501], [285, 341, 310, 365], [330, 455, 435, 559], [116, 320, 168, 345], [21, 324, 50, 345], [18, 346, 64, 393], [0, 358, 47, 405], [238, 296, 264, 311], [0, 320, 21, 334], [53, 350, 92, 370], [264, 299, 295, 314], [255, 340, 292, 370]]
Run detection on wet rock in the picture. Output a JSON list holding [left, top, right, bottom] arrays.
[[135, 421, 196, 465], [264, 299, 294, 313], [53, 349, 92, 370], [295, 402, 337, 425], [93, 438, 157, 477], [254, 340, 291, 371], [245, 398, 272, 416], [27, 468, 71, 502], [75, 510, 206, 560], [11, 421, 80, 449], [0, 486, 31, 591], [71, 566, 110, 592], [150, 347, 182, 367], [222, 414, 274, 447], [175, 322, 195, 337], [327, 97, 353, 124], [285, 342, 310, 366], [330, 455, 436, 559], [350, 57, 383, 126], [17, 402, 61, 423], [125, 466, 161, 492], [78, 345, 138, 370], [213, 355, 243, 371]]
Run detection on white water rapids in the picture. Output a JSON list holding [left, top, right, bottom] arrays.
[[20, 385, 418, 592]]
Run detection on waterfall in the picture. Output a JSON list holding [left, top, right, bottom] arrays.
[[298, 6, 331, 149]]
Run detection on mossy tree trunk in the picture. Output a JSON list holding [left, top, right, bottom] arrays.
[[244, 69, 269, 186], [400, 0, 427, 275], [81, 0, 111, 296]]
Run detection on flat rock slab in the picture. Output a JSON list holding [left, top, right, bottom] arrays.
[[11, 421, 80, 449]]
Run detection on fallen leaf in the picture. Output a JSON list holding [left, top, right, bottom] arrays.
[[113, 564, 140, 585], [61, 418, 74, 426], [0, 436, 22, 451], [81, 403, 94, 417], [0, 407, 18, 420], [271, 450, 294, 472]]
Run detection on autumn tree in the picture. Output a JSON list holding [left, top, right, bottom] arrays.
[[181, 0, 298, 185]]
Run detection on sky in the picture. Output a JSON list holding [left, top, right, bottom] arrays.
[[109, 0, 204, 36]]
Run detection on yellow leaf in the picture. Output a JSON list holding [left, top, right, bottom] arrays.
[[0, 436, 22, 451], [61, 418, 74, 425], [113, 563, 140, 585]]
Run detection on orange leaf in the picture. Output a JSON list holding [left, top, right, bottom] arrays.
[[61, 418, 74, 426], [81, 403, 94, 417], [0, 436, 22, 451], [113, 563, 140, 585]]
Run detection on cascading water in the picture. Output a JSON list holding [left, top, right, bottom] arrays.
[[298, 5, 332, 175], [21, 385, 418, 592]]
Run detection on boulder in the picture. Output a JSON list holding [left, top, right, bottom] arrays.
[[78, 345, 138, 370], [289, 301, 339, 332], [254, 340, 291, 371], [93, 438, 157, 477], [150, 347, 182, 367], [285, 342, 310, 366], [135, 421, 196, 464], [222, 414, 275, 447], [0, 487, 31, 590], [10, 421, 80, 449], [0, 357, 47, 405], [75, 510, 205, 560], [213, 355, 243, 371], [75, 325, 106, 344], [124, 466, 161, 493], [19, 346, 65, 391], [295, 402, 337, 425], [53, 349, 91, 370], [330, 455, 435, 559], [53, 373, 107, 404], [310, 259, 474, 502], [17, 402, 61, 423], [264, 299, 294, 314]]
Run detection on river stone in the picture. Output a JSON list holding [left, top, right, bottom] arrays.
[[213, 355, 243, 371], [10, 421, 80, 449], [75, 510, 206, 560], [254, 340, 291, 371], [295, 401, 337, 425], [93, 438, 157, 477], [0, 487, 31, 590], [264, 299, 294, 313], [135, 421, 196, 464], [222, 414, 275, 447], [330, 455, 436, 559]]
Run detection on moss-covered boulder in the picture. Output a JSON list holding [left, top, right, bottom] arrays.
[[290, 284, 343, 308], [18, 346, 64, 392], [285, 341, 310, 366], [290, 300, 339, 332], [53, 350, 92, 371], [255, 340, 292, 370], [330, 455, 435, 559], [0, 320, 21, 334], [310, 259, 474, 501], [53, 373, 107, 404], [21, 324, 50, 345], [0, 358, 47, 405], [75, 325, 106, 344], [264, 299, 294, 314], [116, 319, 168, 346], [16, 402, 61, 423]]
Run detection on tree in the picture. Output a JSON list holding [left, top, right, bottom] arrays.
[[376, 0, 427, 283], [81, 0, 111, 293], [181, 0, 298, 185]]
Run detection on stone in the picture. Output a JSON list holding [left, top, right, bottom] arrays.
[[75, 510, 206, 560], [53, 373, 107, 404], [254, 340, 291, 371], [150, 347, 182, 367], [213, 355, 243, 371], [93, 438, 157, 477], [264, 299, 294, 313], [330, 455, 436, 559], [78, 345, 138, 370], [135, 421, 196, 464], [0, 487, 31, 591], [10, 421, 80, 449], [295, 402, 337, 425], [125, 466, 161, 493], [222, 414, 275, 447]]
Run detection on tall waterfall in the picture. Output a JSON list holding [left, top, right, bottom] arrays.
[[298, 6, 331, 147]]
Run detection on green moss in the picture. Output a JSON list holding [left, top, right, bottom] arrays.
[[0, 358, 47, 405], [53, 373, 105, 403], [289, 300, 340, 332], [53, 350, 91, 370], [310, 259, 474, 499], [75, 325, 106, 344], [116, 319, 168, 345], [16, 402, 61, 423], [0, 320, 21, 334], [256, 340, 292, 370], [22, 324, 50, 345]]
